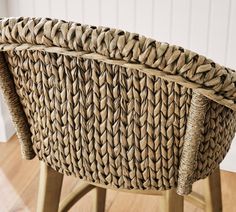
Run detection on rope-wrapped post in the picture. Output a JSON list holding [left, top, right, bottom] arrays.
[[0, 52, 35, 159], [177, 91, 210, 195]]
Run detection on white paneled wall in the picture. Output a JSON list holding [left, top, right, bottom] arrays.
[[2, 0, 236, 171], [0, 0, 15, 142], [226, 0, 236, 69], [0, 94, 15, 142], [0, 0, 7, 16], [189, 0, 210, 55], [208, 0, 230, 66]]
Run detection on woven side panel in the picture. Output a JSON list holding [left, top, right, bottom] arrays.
[[196, 102, 236, 179], [4, 49, 235, 191]]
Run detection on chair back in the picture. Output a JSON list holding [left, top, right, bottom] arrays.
[[0, 17, 236, 194]]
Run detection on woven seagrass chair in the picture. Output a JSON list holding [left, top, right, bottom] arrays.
[[0, 17, 236, 212]]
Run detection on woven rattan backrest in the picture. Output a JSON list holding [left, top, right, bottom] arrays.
[[0, 17, 236, 195]]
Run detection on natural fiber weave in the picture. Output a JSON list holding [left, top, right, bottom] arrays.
[[177, 93, 210, 194], [0, 17, 236, 195], [0, 52, 35, 159]]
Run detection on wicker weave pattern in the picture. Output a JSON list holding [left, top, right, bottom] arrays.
[[0, 17, 236, 194], [4, 49, 236, 191], [1, 17, 236, 110]]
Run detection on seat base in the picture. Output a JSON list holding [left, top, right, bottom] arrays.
[[36, 162, 222, 212]]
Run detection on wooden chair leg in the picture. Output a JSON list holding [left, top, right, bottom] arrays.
[[93, 187, 107, 212], [204, 166, 222, 212], [37, 161, 64, 212], [59, 183, 95, 212], [164, 189, 184, 212]]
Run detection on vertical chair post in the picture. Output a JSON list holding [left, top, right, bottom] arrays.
[[164, 189, 184, 212], [37, 161, 64, 212], [59, 183, 95, 212], [0, 52, 35, 159], [177, 92, 210, 195], [93, 187, 107, 212], [204, 166, 222, 212]]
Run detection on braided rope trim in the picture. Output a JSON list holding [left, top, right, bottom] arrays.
[[0, 42, 236, 111], [0, 17, 236, 110], [177, 92, 209, 195], [0, 52, 35, 159]]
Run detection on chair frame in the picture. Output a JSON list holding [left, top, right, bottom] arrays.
[[1, 17, 232, 212], [37, 161, 222, 212]]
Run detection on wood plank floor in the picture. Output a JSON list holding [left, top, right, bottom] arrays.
[[0, 135, 236, 212]]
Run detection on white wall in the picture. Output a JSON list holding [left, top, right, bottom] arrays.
[[0, 0, 7, 17], [2, 0, 236, 171], [0, 94, 15, 142], [0, 0, 15, 141]]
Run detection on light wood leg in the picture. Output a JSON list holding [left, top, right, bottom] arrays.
[[93, 187, 107, 212], [59, 183, 95, 212], [164, 189, 184, 212], [37, 161, 64, 212], [204, 166, 222, 212]]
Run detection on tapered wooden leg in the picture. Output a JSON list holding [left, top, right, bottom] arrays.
[[37, 161, 64, 212], [93, 187, 107, 212], [204, 166, 222, 212], [164, 189, 184, 212], [59, 183, 95, 212]]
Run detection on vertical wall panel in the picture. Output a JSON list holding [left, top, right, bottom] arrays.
[[18, 0, 34, 17], [189, 0, 210, 55], [0, 93, 15, 141], [7, 0, 20, 17], [153, 0, 172, 43], [0, 0, 7, 16], [50, 0, 67, 20], [118, 0, 135, 32], [135, 0, 153, 37], [226, 0, 236, 69], [67, 0, 83, 22], [100, 0, 117, 28], [34, 0, 50, 17], [83, 0, 100, 25], [207, 0, 230, 65], [171, 0, 191, 48]]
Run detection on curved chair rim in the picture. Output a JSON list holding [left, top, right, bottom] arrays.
[[0, 16, 236, 111]]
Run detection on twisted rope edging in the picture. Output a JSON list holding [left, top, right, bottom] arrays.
[[0, 43, 235, 111], [0, 52, 35, 159], [0, 17, 236, 111], [177, 92, 209, 195]]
